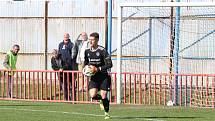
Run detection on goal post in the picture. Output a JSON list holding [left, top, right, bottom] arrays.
[[117, 4, 122, 104], [119, 2, 215, 7], [117, 2, 215, 105]]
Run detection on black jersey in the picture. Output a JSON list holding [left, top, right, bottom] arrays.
[[84, 45, 112, 73]]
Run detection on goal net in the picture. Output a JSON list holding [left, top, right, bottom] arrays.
[[116, 2, 215, 74], [116, 2, 215, 107]]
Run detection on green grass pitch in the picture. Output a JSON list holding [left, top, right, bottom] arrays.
[[0, 100, 214, 121]]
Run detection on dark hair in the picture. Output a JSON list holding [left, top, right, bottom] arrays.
[[13, 44, 20, 48], [90, 32, 99, 40]]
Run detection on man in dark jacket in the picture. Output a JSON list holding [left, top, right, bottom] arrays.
[[58, 33, 76, 101], [58, 33, 74, 70]]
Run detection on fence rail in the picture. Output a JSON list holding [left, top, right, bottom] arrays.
[[0, 70, 214, 108]]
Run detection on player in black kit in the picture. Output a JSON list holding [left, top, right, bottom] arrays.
[[84, 32, 112, 119]]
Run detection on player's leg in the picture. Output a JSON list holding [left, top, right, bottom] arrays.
[[101, 90, 109, 108], [89, 88, 97, 98], [89, 80, 101, 100], [101, 90, 110, 119], [100, 75, 111, 119]]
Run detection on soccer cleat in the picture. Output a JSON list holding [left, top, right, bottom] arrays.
[[99, 100, 104, 110], [104, 112, 111, 120]]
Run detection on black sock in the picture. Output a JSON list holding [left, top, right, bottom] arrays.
[[92, 94, 102, 100], [102, 98, 109, 113]]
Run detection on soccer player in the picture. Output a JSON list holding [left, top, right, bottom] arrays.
[[84, 32, 112, 119]]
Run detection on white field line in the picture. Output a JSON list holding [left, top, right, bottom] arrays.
[[0, 107, 165, 121]]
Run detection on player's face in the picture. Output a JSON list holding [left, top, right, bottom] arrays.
[[89, 36, 98, 47]]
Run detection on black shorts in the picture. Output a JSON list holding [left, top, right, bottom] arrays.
[[88, 72, 111, 91]]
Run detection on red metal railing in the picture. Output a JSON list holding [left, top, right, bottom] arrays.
[[0, 70, 214, 108], [120, 72, 214, 108]]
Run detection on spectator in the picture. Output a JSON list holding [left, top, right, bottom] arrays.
[[58, 33, 74, 70], [51, 49, 63, 92], [73, 32, 90, 91], [3, 44, 20, 98], [58, 33, 76, 100]]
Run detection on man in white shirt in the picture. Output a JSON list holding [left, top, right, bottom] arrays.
[[74, 32, 90, 91]]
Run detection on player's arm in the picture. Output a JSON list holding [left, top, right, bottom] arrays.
[[99, 49, 113, 71]]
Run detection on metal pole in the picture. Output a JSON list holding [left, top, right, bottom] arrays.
[[116, 5, 122, 104], [169, 0, 174, 76], [169, 0, 175, 102], [108, 0, 112, 55], [104, 0, 110, 100], [44, 1, 48, 70], [174, 0, 181, 105], [104, 0, 108, 49], [107, 0, 113, 101], [148, 18, 152, 73]]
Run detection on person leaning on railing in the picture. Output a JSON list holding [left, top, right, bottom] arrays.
[[3, 44, 20, 98], [51, 49, 63, 92]]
